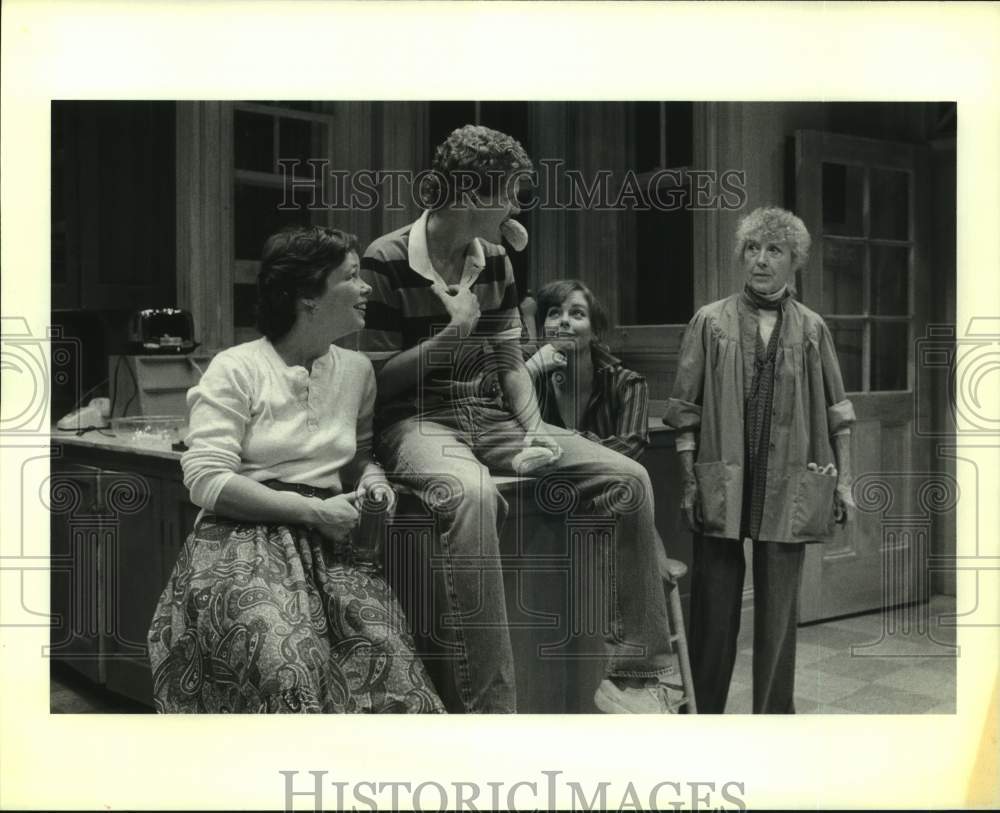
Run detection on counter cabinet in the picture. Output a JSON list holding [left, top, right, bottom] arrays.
[[50, 442, 195, 707], [50, 428, 690, 713]]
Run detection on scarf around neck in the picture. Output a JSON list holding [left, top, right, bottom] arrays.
[[742, 283, 791, 311]]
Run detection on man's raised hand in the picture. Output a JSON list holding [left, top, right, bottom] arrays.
[[432, 283, 481, 339]]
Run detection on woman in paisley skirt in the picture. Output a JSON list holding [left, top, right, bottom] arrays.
[[147, 225, 444, 713]]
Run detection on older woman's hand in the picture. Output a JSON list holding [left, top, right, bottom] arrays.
[[313, 491, 361, 541], [834, 479, 855, 525], [681, 477, 703, 532]]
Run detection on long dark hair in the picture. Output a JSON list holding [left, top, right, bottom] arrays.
[[256, 225, 359, 341]]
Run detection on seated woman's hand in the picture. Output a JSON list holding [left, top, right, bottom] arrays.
[[313, 491, 360, 541], [513, 429, 563, 474], [526, 343, 568, 380], [357, 474, 398, 516]]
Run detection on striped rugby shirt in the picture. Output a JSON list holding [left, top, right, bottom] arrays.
[[360, 210, 524, 429]]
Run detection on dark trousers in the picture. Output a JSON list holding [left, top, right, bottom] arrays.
[[688, 535, 806, 714]]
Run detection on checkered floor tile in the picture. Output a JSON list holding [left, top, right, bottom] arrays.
[[724, 595, 957, 714]]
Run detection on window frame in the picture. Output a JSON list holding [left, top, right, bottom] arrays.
[[231, 102, 338, 343]]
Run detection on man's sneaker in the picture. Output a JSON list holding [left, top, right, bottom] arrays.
[[594, 677, 684, 714]]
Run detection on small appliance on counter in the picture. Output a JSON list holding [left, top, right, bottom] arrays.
[[112, 308, 212, 420], [126, 308, 198, 354], [108, 352, 214, 418]]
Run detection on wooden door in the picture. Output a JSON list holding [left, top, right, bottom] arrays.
[[795, 130, 932, 623]]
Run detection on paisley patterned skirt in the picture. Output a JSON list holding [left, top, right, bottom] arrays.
[[147, 514, 445, 713]]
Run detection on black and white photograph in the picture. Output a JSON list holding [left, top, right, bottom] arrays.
[[45, 98, 959, 718], [2, 2, 997, 810]]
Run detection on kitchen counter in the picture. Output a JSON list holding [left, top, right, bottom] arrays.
[[50, 427, 184, 461], [50, 419, 677, 476]]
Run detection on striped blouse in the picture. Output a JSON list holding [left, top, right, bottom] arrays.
[[534, 343, 650, 460]]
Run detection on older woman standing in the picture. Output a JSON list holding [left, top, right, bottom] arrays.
[[147, 225, 444, 713], [664, 207, 855, 714]]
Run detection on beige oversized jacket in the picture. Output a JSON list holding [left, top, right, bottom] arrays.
[[663, 294, 855, 544]]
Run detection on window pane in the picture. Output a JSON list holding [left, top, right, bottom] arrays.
[[871, 245, 909, 315], [234, 110, 274, 173], [506, 210, 532, 302], [428, 101, 477, 153], [278, 117, 317, 179], [822, 162, 864, 237], [871, 321, 909, 391], [829, 322, 864, 392], [822, 239, 864, 314], [255, 101, 317, 113], [480, 102, 531, 154], [663, 101, 693, 167], [234, 183, 313, 260], [870, 168, 909, 240], [233, 283, 258, 328], [634, 102, 661, 172], [635, 205, 692, 324]]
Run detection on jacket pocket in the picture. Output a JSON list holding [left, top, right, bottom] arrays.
[[694, 461, 742, 537], [790, 469, 837, 539]]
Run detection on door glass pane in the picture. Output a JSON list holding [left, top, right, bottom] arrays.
[[871, 322, 908, 390], [870, 168, 909, 240], [822, 162, 864, 237], [871, 245, 910, 315], [829, 322, 864, 392], [822, 239, 864, 314], [234, 110, 274, 173]]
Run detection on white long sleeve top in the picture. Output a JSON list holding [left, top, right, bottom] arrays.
[[180, 338, 376, 511]]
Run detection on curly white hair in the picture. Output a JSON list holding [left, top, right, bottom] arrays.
[[733, 206, 812, 273]]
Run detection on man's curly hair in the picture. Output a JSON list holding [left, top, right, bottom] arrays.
[[420, 124, 534, 210]]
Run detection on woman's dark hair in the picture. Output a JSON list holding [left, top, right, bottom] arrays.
[[534, 279, 610, 342], [256, 225, 359, 341], [420, 124, 534, 210]]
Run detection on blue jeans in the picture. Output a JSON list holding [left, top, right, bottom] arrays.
[[377, 403, 672, 713]]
